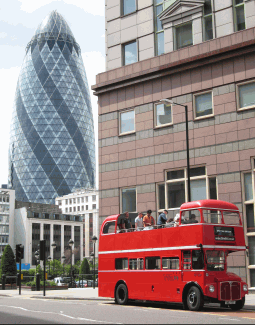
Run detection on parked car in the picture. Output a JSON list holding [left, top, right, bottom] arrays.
[[54, 277, 65, 286], [61, 277, 77, 288], [76, 280, 88, 288]]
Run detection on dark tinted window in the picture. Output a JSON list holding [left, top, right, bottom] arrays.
[[192, 250, 204, 269], [145, 257, 160, 270], [103, 221, 116, 234]]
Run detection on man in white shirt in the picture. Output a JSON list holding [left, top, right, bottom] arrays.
[[135, 212, 144, 230]]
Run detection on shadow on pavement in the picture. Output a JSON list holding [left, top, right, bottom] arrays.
[[0, 311, 60, 324]]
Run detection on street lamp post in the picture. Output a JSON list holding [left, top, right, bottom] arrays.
[[68, 239, 74, 288], [51, 241, 57, 278], [47, 256, 51, 278], [91, 236, 98, 289], [160, 99, 191, 202], [62, 255, 66, 277]]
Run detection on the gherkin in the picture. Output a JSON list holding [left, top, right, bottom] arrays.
[[8, 11, 96, 204]]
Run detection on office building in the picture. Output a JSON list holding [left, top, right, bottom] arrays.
[[9, 10, 96, 204], [94, 0, 255, 288]]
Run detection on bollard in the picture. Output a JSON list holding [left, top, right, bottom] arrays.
[[2, 275, 6, 290], [36, 273, 40, 291]]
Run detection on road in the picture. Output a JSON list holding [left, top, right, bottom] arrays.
[[0, 296, 255, 324]]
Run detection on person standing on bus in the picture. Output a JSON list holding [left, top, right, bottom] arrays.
[[157, 210, 169, 226], [143, 210, 155, 228], [135, 212, 144, 230], [122, 211, 132, 230]]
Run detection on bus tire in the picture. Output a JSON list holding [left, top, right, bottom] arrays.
[[115, 284, 128, 305], [186, 286, 204, 311], [229, 297, 245, 311]]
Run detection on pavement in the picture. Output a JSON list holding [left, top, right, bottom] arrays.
[[1, 288, 255, 309]]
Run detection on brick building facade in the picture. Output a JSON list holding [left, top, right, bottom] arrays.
[[94, 0, 255, 288]]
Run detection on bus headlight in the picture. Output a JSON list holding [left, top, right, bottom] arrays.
[[243, 285, 248, 292], [209, 285, 215, 293]]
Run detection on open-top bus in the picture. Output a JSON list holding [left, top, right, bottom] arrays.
[[98, 200, 248, 311]]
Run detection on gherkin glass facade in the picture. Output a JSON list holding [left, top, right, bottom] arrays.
[[8, 11, 96, 204]]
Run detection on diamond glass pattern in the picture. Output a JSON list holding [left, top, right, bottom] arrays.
[[8, 11, 96, 204]]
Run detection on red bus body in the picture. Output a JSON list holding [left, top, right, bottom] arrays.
[[98, 200, 248, 309]]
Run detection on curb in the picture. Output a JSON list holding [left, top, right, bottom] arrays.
[[31, 296, 113, 301]]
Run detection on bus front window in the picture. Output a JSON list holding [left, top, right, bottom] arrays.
[[206, 250, 225, 271]]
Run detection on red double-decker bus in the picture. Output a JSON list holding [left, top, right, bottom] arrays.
[[98, 200, 248, 311]]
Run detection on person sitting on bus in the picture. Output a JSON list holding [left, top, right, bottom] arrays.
[[143, 210, 155, 228], [122, 211, 132, 230], [135, 212, 144, 230], [187, 213, 199, 224], [174, 214, 180, 227], [157, 210, 169, 227]]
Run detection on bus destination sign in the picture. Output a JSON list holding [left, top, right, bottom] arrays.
[[214, 227, 235, 242]]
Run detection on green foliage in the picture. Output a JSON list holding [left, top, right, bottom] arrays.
[[0, 245, 17, 278], [80, 258, 91, 276], [26, 280, 55, 287]]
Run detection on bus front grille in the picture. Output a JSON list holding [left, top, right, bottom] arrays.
[[220, 282, 241, 301]]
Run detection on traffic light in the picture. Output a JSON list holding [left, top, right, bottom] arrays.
[[16, 244, 24, 263]]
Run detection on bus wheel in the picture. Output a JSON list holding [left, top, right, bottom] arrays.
[[186, 286, 204, 311], [229, 297, 245, 311], [115, 284, 128, 305]]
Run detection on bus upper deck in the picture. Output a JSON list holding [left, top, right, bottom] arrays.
[[99, 200, 246, 254]]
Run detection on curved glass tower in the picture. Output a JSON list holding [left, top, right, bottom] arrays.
[[9, 11, 96, 204]]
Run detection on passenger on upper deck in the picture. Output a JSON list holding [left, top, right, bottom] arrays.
[[135, 212, 144, 230], [157, 210, 170, 226], [121, 211, 132, 230], [143, 210, 155, 228], [184, 213, 199, 224]]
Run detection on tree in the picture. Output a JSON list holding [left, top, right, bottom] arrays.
[[0, 245, 17, 282], [80, 258, 90, 276]]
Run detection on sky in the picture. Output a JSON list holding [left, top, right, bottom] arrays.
[[0, 0, 105, 188]]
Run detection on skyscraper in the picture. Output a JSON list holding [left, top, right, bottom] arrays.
[[9, 11, 96, 204]]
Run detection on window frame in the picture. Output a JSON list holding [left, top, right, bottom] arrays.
[[236, 80, 255, 111], [193, 90, 214, 120], [154, 0, 165, 56], [119, 108, 136, 136], [202, 0, 214, 41], [174, 21, 193, 51], [154, 102, 173, 129], [120, 186, 137, 213], [122, 40, 138, 67], [233, 0, 246, 32], [121, 0, 137, 17]]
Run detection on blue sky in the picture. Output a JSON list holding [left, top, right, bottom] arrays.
[[0, 0, 105, 187]]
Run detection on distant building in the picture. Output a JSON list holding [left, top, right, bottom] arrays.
[[14, 201, 83, 266], [0, 189, 15, 256], [55, 189, 99, 257], [9, 10, 96, 204]]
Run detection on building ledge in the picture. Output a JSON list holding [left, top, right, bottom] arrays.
[[92, 27, 255, 95]]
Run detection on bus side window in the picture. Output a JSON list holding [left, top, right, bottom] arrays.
[[103, 221, 116, 234], [192, 250, 204, 270], [181, 210, 200, 224], [138, 258, 144, 270], [129, 259, 137, 270], [115, 258, 128, 270], [162, 257, 180, 270], [183, 251, 191, 270], [146, 257, 160, 270]]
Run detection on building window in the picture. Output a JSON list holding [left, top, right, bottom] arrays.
[[69, 199, 72, 204], [92, 195, 96, 202], [86, 196, 88, 203], [73, 207, 76, 212], [65, 208, 68, 213], [123, 41, 138, 66], [154, 102, 172, 127], [234, 0, 245, 32], [86, 205, 88, 210], [65, 199, 68, 204], [81, 197, 84, 203], [122, 0, 136, 16], [92, 204, 96, 210], [120, 109, 135, 135], [154, 0, 164, 55], [121, 187, 136, 213], [69, 207, 72, 212], [73, 198, 76, 204], [194, 91, 213, 119], [58, 200, 62, 206], [175, 22, 193, 50], [157, 167, 217, 220], [237, 81, 255, 111], [78, 206, 80, 211], [82, 206, 84, 211], [242, 159, 255, 287], [203, 0, 213, 41], [77, 198, 80, 204]]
